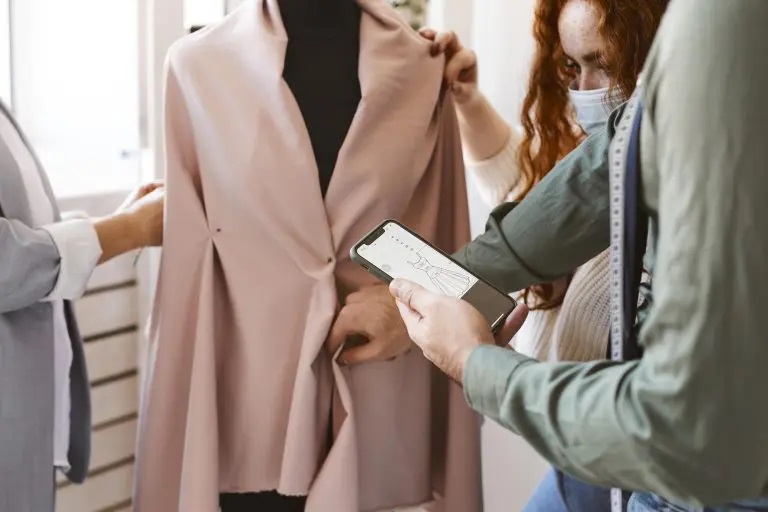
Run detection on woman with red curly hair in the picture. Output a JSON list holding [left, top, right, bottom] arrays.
[[422, 0, 667, 510]]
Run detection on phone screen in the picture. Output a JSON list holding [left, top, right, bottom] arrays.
[[356, 222, 515, 329]]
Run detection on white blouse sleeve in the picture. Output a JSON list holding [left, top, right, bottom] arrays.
[[465, 127, 523, 207], [41, 213, 102, 301]]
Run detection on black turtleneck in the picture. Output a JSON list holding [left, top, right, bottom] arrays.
[[279, 0, 362, 197], [220, 5, 361, 511]]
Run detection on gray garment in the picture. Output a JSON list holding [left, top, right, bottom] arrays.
[[453, 104, 623, 288], [0, 103, 91, 512], [459, 0, 768, 507]]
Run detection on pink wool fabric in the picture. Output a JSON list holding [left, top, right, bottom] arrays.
[[133, 1, 481, 511]]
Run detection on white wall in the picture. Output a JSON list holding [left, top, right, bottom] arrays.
[[473, 0, 536, 127]]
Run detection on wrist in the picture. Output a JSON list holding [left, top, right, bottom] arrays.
[[112, 211, 144, 251], [454, 342, 482, 386], [455, 89, 485, 115], [457, 93, 512, 163], [92, 210, 145, 264]]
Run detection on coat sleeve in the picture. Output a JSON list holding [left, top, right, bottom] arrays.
[[453, 106, 623, 293], [0, 218, 60, 313]]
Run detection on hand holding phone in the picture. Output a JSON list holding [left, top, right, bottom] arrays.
[[351, 220, 516, 332]]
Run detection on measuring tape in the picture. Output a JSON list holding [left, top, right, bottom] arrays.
[[608, 87, 643, 512]]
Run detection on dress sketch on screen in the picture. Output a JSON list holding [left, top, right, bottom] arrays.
[[409, 255, 471, 296]]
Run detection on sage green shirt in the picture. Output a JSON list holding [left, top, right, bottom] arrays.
[[455, 0, 768, 506]]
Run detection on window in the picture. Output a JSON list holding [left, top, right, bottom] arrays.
[[10, 0, 141, 197], [0, 0, 10, 105]]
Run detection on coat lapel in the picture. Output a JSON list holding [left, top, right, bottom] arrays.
[[214, 0, 442, 277], [225, 0, 337, 276], [323, 0, 444, 255]]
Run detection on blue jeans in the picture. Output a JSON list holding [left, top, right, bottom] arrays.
[[629, 492, 768, 511], [523, 468, 620, 512]]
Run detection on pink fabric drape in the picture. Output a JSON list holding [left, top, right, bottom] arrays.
[[134, 2, 480, 510]]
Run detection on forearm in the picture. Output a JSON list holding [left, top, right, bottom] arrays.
[[93, 213, 141, 264], [0, 212, 128, 311], [464, 348, 650, 489], [462, 346, 749, 507], [456, 93, 512, 162], [454, 123, 614, 293], [466, 134, 521, 208]]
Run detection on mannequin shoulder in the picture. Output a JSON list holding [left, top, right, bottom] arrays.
[[167, 7, 250, 71]]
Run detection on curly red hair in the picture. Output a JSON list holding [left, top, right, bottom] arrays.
[[517, 0, 668, 310]]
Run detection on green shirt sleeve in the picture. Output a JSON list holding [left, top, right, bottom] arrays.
[[463, 0, 768, 506], [453, 107, 621, 293]]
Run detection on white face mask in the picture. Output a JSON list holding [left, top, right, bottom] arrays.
[[569, 87, 623, 135]]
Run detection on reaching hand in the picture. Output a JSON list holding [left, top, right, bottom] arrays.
[[117, 181, 163, 212], [117, 181, 165, 247], [326, 284, 413, 366], [419, 28, 479, 105], [389, 279, 529, 384]]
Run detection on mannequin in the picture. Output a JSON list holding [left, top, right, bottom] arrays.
[[218, 1, 361, 510], [135, 1, 480, 510]]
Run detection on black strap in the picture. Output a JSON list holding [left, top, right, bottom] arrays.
[[622, 100, 648, 361]]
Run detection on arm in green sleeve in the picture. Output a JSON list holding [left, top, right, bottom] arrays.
[[463, 0, 768, 505], [453, 107, 622, 293]]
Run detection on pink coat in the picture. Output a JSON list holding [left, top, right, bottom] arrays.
[[135, 1, 480, 510]]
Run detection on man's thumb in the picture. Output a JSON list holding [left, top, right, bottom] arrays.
[[389, 279, 424, 312]]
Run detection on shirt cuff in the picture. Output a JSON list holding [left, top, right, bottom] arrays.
[[463, 344, 535, 420], [41, 218, 103, 301], [60, 210, 89, 221]]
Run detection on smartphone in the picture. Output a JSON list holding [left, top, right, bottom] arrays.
[[351, 220, 517, 333]]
